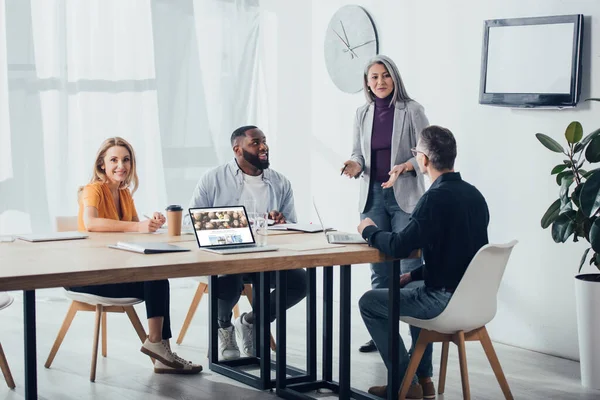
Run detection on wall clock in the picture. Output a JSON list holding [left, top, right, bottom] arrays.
[[324, 5, 379, 93]]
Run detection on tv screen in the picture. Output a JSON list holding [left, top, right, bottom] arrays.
[[479, 14, 583, 108]]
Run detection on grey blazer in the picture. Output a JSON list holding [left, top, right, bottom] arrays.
[[350, 100, 429, 214]]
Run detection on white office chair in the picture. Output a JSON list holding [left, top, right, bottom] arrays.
[[0, 292, 15, 389], [399, 241, 518, 400], [45, 216, 149, 382], [176, 276, 277, 352]]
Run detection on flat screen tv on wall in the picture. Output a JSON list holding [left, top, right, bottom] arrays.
[[479, 14, 584, 108]]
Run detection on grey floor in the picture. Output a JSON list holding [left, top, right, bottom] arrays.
[[1, 279, 599, 400]]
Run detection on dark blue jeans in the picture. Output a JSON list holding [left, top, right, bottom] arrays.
[[361, 183, 421, 289], [360, 183, 433, 377], [359, 282, 451, 383]]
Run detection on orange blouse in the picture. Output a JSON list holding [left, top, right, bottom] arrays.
[[78, 182, 138, 231]]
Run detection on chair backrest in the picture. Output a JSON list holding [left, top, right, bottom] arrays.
[[416, 240, 518, 333], [0, 292, 14, 311], [56, 216, 78, 232]]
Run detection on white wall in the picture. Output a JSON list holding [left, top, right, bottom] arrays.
[[267, 0, 600, 360]]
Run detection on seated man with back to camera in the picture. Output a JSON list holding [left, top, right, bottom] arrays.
[[187, 125, 307, 359], [357, 125, 490, 399]]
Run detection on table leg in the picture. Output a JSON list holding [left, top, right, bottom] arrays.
[[275, 269, 288, 393], [259, 272, 271, 389], [339, 265, 352, 399], [24, 290, 37, 400], [322, 266, 333, 382], [306, 267, 317, 381], [208, 275, 219, 365]]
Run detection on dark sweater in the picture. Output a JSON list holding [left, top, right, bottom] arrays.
[[361, 172, 489, 290], [370, 94, 394, 183]]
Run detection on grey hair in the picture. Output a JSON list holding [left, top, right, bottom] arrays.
[[362, 55, 411, 107]]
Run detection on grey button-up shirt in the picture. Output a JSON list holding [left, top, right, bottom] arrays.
[[186, 159, 297, 224]]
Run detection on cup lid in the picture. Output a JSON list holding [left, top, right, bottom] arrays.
[[166, 205, 183, 212]]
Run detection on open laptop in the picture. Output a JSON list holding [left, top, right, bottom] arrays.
[[16, 231, 88, 242], [189, 206, 278, 255], [313, 199, 366, 244]]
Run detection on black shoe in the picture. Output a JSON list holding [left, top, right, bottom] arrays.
[[359, 339, 377, 353]]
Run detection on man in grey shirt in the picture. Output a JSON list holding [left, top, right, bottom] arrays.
[[188, 125, 307, 360]]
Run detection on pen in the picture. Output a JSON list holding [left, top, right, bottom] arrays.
[[340, 164, 347, 176], [143, 214, 152, 220]]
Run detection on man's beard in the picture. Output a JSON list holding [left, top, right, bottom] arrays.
[[243, 149, 269, 170]]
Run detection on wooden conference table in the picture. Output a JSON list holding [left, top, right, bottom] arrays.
[[0, 230, 402, 400]]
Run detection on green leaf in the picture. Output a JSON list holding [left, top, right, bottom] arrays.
[[541, 199, 561, 229], [574, 128, 600, 152], [586, 136, 600, 163], [536, 133, 565, 153], [551, 164, 568, 175], [590, 219, 600, 253], [572, 183, 584, 208], [579, 248, 591, 272], [551, 211, 576, 243], [580, 171, 600, 217], [583, 169, 600, 179], [559, 176, 575, 214], [574, 210, 589, 240], [565, 121, 583, 144], [556, 170, 573, 186]]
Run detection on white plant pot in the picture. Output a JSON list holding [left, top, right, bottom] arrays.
[[575, 273, 600, 390]]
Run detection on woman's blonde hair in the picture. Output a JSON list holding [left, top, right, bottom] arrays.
[[78, 137, 139, 196], [363, 54, 412, 107]]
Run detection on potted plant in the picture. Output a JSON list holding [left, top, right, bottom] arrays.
[[536, 109, 600, 390]]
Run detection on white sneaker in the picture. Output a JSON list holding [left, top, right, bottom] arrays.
[[218, 326, 240, 360], [140, 339, 201, 374], [234, 313, 255, 356], [154, 357, 203, 375]]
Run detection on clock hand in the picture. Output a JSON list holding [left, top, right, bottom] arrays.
[[339, 21, 351, 49], [332, 28, 359, 59], [339, 21, 360, 58], [344, 39, 376, 52]]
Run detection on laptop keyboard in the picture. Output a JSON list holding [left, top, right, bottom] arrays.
[[207, 244, 256, 250]]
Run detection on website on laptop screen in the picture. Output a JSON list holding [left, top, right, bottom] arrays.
[[190, 207, 254, 247]]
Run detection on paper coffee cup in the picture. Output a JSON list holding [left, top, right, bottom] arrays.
[[165, 205, 183, 236]]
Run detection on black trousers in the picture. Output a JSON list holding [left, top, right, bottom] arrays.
[[216, 269, 308, 328], [69, 279, 172, 340]]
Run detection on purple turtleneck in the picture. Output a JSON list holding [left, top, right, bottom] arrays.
[[371, 94, 394, 183]]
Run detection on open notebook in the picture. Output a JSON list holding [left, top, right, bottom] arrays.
[[108, 242, 190, 254]]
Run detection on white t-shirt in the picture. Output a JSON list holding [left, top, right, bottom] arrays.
[[239, 173, 269, 214]]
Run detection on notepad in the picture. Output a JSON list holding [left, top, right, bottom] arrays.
[[108, 242, 190, 254]]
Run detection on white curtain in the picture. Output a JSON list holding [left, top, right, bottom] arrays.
[[0, 0, 265, 235]]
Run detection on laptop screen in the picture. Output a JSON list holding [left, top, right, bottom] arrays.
[[189, 206, 255, 247]]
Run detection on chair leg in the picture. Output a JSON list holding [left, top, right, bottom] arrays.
[[478, 327, 514, 400], [438, 341, 449, 394], [124, 306, 154, 365], [0, 342, 15, 389], [124, 306, 147, 344], [399, 330, 431, 400], [101, 312, 107, 357], [176, 282, 206, 345], [90, 305, 103, 382], [270, 333, 277, 352], [455, 331, 471, 400], [45, 301, 80, 368]]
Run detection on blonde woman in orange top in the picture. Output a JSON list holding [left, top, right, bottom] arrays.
[[70, 137, 201, 375]]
